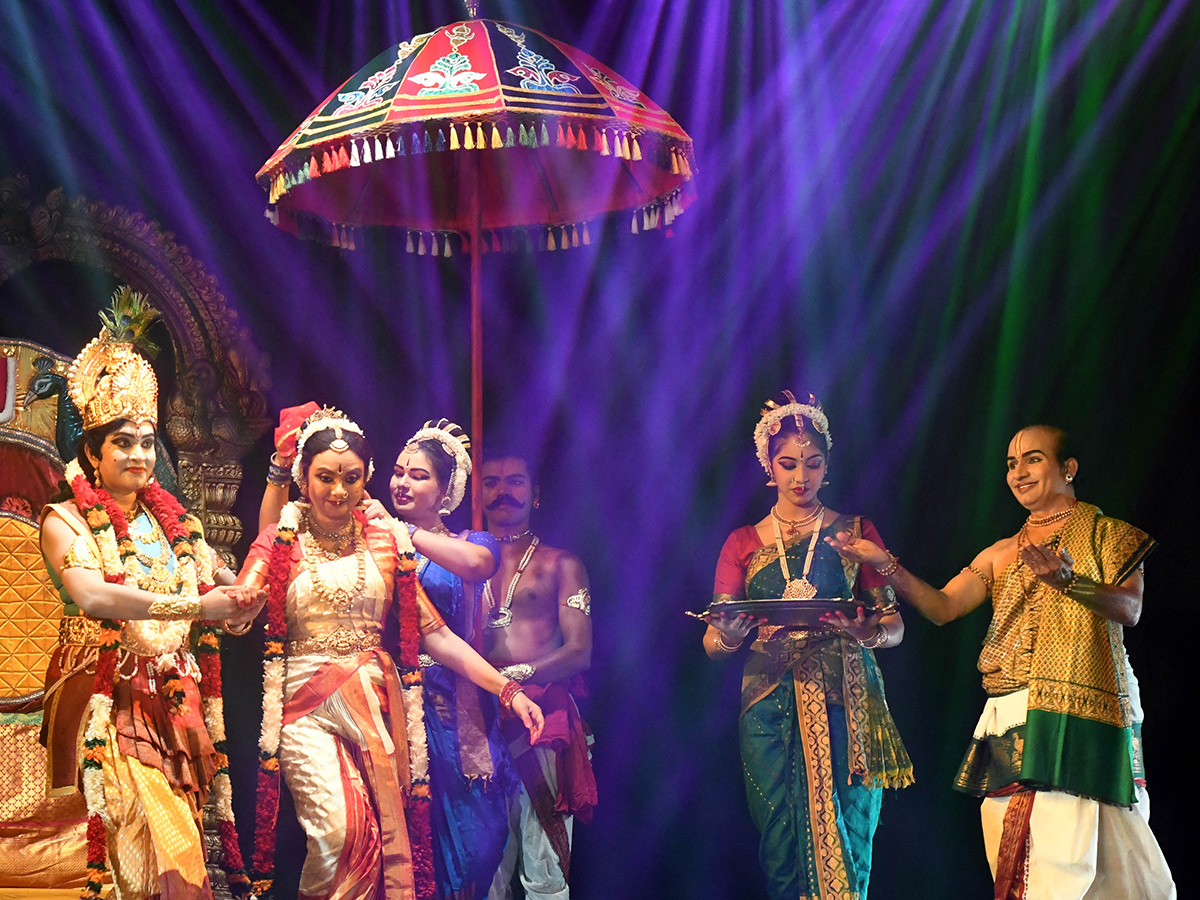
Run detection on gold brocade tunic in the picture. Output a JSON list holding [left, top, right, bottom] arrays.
[[978, 557, 1042, 695]]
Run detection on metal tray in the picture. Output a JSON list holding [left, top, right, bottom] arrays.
[[689, 597, 862, 628]]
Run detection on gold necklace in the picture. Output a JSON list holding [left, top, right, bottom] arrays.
[[486, 535, 539, 628], [303, 520, 366, 614], [770, 504, 824, 538], [304, 512, 355, 560], [130, 506, 181, 593]]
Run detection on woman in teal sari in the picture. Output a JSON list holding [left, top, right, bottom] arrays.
[[703, 391, 913, 900]]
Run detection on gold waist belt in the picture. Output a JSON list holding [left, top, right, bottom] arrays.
[[58, 615, 103, 646], [288, 627, 382, 657]]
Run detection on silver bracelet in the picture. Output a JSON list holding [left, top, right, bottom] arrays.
[[499, 662, 536, 683]]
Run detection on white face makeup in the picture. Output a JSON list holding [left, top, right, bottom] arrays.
[[88, 420, 157, 496]]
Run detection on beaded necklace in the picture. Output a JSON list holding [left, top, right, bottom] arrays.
[[772, 510, 824, 599], [770, 504, 824, 538], [486, 535, 539, 628]]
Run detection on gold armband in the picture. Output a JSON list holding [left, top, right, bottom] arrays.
[[147, 594, 202, 620], [499, 662, 536, 683], [561, 587, 591, 616], [63, 535, 102, 571]]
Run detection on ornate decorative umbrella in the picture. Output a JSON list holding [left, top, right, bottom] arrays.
[[256, 15, 695, 525]]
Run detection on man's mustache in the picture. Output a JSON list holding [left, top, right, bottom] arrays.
[[487, 495, 522, 510]]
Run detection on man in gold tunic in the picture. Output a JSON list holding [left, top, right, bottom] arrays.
[[829, 425, 1175, 899]]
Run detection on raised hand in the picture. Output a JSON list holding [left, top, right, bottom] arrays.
[[358, 491, 390, 522], [1019, 543, 1075, 591], [825, 530, 890, 568]]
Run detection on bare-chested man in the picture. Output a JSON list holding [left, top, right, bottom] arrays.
[[480, 454, 596, 900]]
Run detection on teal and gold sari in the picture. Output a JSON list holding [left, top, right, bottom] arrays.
[[732, 515, 913, 900]]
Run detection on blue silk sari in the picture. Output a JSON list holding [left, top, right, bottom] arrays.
[[732, 516, 913, 900], [418, 531, 513, 900]]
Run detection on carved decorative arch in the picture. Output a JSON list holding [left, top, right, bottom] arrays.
[[0, 174, 271, 555]]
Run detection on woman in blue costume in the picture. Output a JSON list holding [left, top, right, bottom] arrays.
[[702, 391, 913, 900], [386, 419, 510, 900]]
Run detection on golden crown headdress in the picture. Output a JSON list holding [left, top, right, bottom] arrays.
[[67, 287, 160, 432]]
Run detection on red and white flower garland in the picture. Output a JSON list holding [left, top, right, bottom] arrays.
[[64, 460, 250, 900], [250, 502, 434, 899]]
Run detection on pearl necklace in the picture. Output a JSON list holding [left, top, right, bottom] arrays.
[[770, 504, 824, 538], [486, 535, 539, 628]]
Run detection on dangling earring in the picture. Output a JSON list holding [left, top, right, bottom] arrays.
[[439, 496, 451, 517], [766, 478, 776, 487]]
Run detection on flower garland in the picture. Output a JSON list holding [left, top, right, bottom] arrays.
[[390, 523, 434, 900], [250, 503, 434, 899], [65, 460, 249, 899]]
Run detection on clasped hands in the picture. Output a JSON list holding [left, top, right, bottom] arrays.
[[205, 583, 267, 626]]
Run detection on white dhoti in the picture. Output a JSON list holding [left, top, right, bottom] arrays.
[[487, 745, 572, 900], [974, 688, 1175, 900]]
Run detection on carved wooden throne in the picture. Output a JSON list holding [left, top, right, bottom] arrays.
[[0, 176, 271, 895]]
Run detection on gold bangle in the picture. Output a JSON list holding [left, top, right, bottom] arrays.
[[715, 633, 743, 653], [147, 594, 202, 620], [223, 619, 252, 636], [1064, 574, 1096, 598]]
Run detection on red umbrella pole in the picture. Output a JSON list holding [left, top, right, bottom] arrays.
[[470, 188, 483, 533]]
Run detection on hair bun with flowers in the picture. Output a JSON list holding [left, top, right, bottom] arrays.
[[753, 389, 832, 476], [406, 418, 471, 514], [290, 406, 374, 483]]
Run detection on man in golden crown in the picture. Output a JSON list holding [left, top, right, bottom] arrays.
[[829, 425, 1175, 899], [478, 452, 597, 900], [38, 288, 260, 900]]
